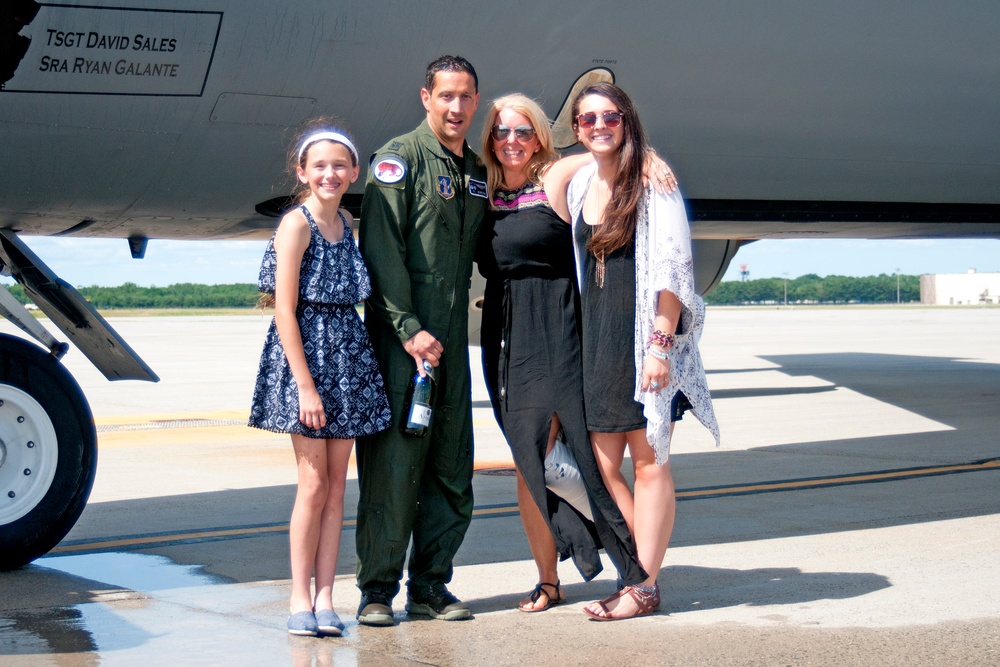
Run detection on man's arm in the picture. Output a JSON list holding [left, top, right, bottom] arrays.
[[359, 161, 443, 374], [359, 177, 421, 344]]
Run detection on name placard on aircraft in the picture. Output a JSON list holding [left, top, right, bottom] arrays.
[[2, 5, 222, 96]]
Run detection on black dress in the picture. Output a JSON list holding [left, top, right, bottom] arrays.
[[574, 216, 647, 432], [478, 183, 645, 584]]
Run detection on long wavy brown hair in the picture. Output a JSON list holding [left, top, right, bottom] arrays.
[[571, 83, 648, 257]]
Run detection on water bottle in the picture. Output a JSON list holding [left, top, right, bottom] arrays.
[[401, 360, 436, 436]]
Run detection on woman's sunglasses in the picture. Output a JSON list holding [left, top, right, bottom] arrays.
[[575, 111, 623, 129], [492, 125, 536, 142]]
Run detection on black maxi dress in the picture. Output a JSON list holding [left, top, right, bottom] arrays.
[[478, 183, 646, 584]]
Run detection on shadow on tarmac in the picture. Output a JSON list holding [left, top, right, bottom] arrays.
[[760, 352, 999, 426], [1, 559, 891, 660], [438, 565, 890, 615], [3, 348, 997, 664], [45, 352, 999, 586]]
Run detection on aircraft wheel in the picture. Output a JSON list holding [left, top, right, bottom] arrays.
[[0, 334, 97, 570]]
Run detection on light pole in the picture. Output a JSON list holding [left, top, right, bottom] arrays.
[[896, 268, 901, 304], [782, 272, 788, 306]]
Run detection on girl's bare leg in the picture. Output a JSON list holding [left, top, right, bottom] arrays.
[[288, 434, 330, 614], [312, 437, 354, 612]]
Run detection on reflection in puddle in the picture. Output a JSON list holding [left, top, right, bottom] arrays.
[[40, 552, 221, 593], [0, 607, 100, 661], [289, 638, 359, 667], [4, 552, 369, 663]]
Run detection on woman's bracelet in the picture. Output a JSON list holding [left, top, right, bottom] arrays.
[[647, 329, 676, 350], [647, 346, 670, 361]]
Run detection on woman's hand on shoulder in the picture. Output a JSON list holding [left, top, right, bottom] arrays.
[[642, 149, 678, 194]]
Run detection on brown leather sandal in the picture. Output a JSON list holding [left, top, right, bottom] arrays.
[[518, 581, 562, 613], [583, 584, 660, 621]]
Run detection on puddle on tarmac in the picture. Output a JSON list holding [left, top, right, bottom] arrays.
[[3, 553, 367, 664], [39, 552, 221, 593]]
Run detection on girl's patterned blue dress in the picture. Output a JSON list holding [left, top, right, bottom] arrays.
[[248, 205, 392, 438]]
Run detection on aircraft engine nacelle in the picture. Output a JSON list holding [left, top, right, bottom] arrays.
[[692, 239, 746, 296]]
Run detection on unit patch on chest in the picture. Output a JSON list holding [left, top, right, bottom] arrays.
[[437, 175, 455, 200]]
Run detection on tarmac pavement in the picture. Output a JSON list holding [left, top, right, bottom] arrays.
[[1, 306, 998, 666]]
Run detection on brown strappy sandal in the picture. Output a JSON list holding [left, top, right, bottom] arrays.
[[583, 584, 660, 621], [518, 581, 563, 613]]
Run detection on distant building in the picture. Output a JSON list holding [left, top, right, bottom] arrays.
[[920, 269, 1000, 305]]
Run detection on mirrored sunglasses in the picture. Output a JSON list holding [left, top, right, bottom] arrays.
[[492, 124, 536, 142], [575, 111, 623, 129]]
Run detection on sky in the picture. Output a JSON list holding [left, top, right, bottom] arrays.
[[2, 236, 998, 288]]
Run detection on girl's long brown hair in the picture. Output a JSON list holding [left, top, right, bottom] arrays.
[[571, 83, 648, 257], [258, 117, 357, 310]]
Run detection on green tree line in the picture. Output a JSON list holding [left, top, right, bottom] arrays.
[[4, 274, 920, 308], [5, 282, 261, 309], [704, 273, 921, 305]]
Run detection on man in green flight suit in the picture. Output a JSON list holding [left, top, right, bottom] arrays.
[[355, 55, 488, 625]]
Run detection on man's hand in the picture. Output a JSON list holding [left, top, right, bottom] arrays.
[[404, 330, 443, 376]]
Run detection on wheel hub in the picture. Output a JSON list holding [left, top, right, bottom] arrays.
[[0, 384, 59, 525]]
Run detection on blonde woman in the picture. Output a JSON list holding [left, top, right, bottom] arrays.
[[477, 94, 671, 611]]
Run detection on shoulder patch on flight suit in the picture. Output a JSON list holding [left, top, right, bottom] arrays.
[[372, 155, 407, 185], [469, 178, 487, 199], [437, 175, 455, 200]]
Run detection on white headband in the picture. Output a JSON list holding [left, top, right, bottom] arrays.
[[297, 131, 359, 164]]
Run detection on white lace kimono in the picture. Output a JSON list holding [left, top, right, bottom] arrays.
[[568, 164, 720, 464]]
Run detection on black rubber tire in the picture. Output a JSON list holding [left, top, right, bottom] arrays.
[[0, 334, 97, 570]]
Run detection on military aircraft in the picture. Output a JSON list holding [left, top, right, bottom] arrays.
[[1, 1, 998, 569]]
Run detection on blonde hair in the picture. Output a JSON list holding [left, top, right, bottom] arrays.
[[479, 94, 559, 203]]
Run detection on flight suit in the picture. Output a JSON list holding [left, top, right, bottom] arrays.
[[356, 120, 488, 600]]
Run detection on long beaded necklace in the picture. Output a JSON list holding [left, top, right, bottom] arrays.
[[588, 180, 611, 289]]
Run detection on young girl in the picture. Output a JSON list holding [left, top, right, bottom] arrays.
[[249, 119, 392, 636]]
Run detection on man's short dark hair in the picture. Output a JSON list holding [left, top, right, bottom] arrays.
[[424, 55, 478, 93]]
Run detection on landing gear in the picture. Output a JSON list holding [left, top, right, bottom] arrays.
[[0, 334, 97, 570]]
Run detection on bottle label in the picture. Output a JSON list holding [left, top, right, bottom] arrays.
[[407, 403, 432, 428]]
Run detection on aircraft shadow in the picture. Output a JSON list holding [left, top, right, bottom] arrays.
[[468, 564, 890, 616], [37, 352, 1000, 588], [759, 352, 999, 430]]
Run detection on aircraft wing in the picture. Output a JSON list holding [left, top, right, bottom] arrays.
[[0, 229, 158, 382]]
